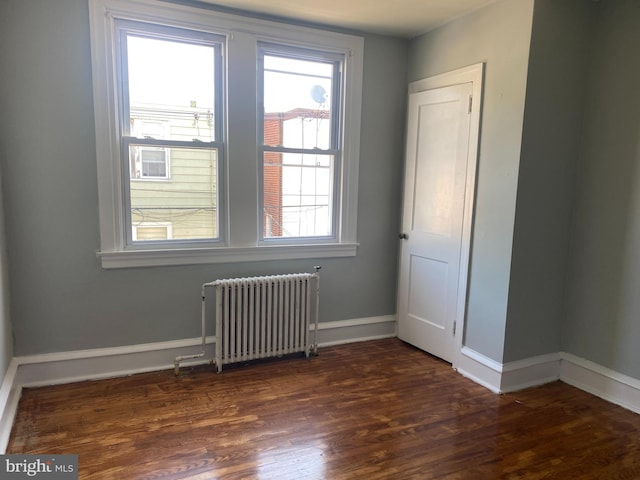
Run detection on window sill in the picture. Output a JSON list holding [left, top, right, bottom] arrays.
[[98, 243, 359, 269]]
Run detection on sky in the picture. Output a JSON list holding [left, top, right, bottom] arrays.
[[127, 35, 333, 114]]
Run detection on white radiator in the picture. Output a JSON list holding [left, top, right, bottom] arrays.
[[174, 268, 320, 374]]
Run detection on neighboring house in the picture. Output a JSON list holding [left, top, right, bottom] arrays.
[[129, 104, 217, 241]]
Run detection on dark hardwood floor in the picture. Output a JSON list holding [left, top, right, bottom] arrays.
[[8, 338, 640, 479]]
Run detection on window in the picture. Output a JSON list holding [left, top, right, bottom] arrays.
[[118, 22, 222, 244], [89, 0, 363, 268], [132, 223, 173, 241], [139, 148, 168, 179], [260, 46, 340, 241]]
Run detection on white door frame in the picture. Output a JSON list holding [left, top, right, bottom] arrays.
[[402, 63, 484, 370]]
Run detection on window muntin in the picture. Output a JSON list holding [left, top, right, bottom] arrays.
[[116, 21, 223, 245], [260, 46, 341, 240]]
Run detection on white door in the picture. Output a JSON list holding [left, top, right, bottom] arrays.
[[397, 79, 476, 363]]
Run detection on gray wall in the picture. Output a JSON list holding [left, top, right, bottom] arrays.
[[0, 0, 407, 356], [408, 0, 535, 362], [0, 167, 13, 380], [564, 0, 640, 378], [503, 0, 596, 362]]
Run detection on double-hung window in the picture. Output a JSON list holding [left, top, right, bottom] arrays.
[[118, 21, 223, 245], [259, 45, 341, 241], [89, 0, 363, 268]]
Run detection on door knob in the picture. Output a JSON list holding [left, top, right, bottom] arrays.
[[398, 233, 409, 240]]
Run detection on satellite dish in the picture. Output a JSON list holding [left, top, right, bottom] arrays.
[[311, 85, 327, 104]]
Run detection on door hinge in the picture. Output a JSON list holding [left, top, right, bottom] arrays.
[[468, 95, 473, 114], [453, 321, 457, 336]]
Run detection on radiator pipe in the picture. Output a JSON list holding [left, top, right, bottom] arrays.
[[174, 282, 216, 375], [311, 265, 321, 355]]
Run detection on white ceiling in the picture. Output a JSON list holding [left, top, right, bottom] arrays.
[[199, 0, 496, 38]]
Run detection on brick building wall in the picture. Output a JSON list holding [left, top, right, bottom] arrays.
[[263, 115, 283, 237]]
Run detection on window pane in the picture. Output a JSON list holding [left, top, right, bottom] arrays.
[[263, 152, 333, 238], [129, 146, 218, 241], [126, 35, 216, 142], [263, 55, 334, 149]]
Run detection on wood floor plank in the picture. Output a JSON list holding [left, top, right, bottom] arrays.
[[7, 338, 640, 479]]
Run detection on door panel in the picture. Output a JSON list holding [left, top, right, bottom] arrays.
[[412, 100, 461, 238], [408, 255, 448, 330]]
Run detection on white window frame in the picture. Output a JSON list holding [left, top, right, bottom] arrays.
[[89, 0, 363, 268]]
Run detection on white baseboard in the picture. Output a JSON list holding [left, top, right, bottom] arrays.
[[316, 315, 397, 346], [458, 347, 563, 394], [0, 359, 19, 454], [456, 346, 502, 393], [560, 352, 640, 415], [15, 337, 217, 389], [457, 346, 640, 414], [0, 315, 396, 453], [500, 352, 561, 393], [13, 315, 396, 389]]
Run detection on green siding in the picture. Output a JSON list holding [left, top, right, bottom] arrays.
[[129, 114, 218, 240]]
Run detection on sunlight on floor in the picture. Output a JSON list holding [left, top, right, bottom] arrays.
[[257, 441, 327, 480]]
